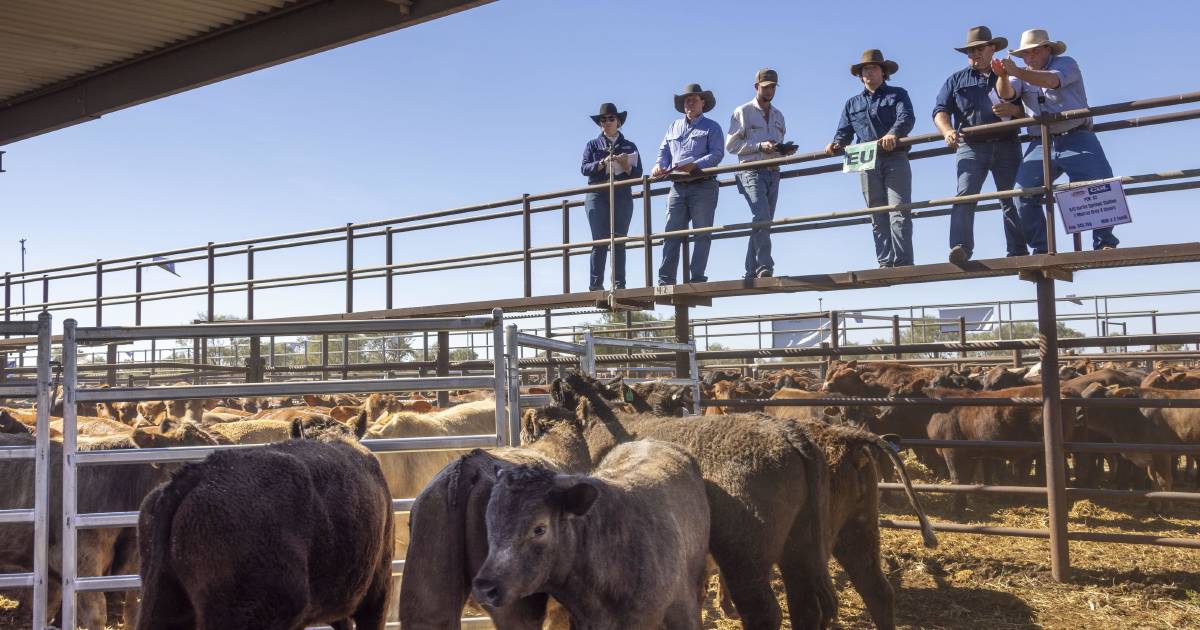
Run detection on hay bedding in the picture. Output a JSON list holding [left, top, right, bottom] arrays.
[[3, 484, 1197, 629]]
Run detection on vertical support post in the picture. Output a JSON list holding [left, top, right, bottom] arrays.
[[522, 194, 532, 298], [505, 324, 521, 447], [674, 303, 690, 377], [958, 315, 968, 371], [829, 310, 841, 364], [134, 263, 143, 326], [641, 176, 653, 287], [41, 275, 49, 313], [608, 161, 617, 293], [32, 312, 51, 630], [246, 246, 255, 320], [489, 311, 509, 446], [892, 315, 902, 359], [192, 338, 201, 385], [687, 342, 700, 416], [320, 334, 330, 381], [2, 272, 9, 326], [94, 261, 102, 326], [106, 344, 117, 387], [60, 319, 79, 630], [1012, 348, 1023, 367], [544, 310, 554, 385], [1151, 312, 1159, 353], [206, 242, 215, 322], [625, 311, 633, 339], [269, 335, 276, 368], [345, 223, 354, 314], [342, 334, 350, 380], [1039, 120, 1058, 255], [248, 337, 263, 383], [582, 331, 596, 376], [1036, 274, 1071, 581], [437, 331, 450, 407], [561, 200, 571, 294], [385, 227, 395, 310]]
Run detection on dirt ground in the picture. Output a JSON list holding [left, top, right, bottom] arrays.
[[4, 479, 1198, 629]]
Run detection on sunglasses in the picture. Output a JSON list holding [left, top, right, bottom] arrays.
[[599, 116, 618, 122]]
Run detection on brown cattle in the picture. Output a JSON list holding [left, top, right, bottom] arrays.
[[1078, 384, 1178, 496], [790, 420, 936, 630], [704, 378, 770, 415], [472, 440, 710, 629], [135, 412, 392, 630], [766, 387, 881, 428], [548, 373, 836, 630], [1142, 368, 1200, 390], [363, 393, 434, 423]]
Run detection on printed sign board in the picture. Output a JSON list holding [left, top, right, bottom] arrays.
[[1053, 178, 1132, 234], [842, 141, 878, 173]]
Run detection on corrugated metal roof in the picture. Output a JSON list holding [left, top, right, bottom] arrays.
[[0, 0, 301, 105]]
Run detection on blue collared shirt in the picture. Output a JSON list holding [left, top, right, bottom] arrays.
[[655, 115, 725, 172], [581, 132, 642, 184], [933, 68, 1018, 138], [832, 83, 915, 149], [1012, 55, 1090, 134]]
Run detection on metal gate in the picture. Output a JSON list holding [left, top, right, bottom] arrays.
[[583, 332, 700, 415], [58, 310, 509, 630], [0, 312, 52, 629]]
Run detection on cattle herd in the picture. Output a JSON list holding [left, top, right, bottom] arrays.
[[0, 357, 1195, 629]]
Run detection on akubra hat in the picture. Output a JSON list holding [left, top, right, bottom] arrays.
[[1010, 28, 1067, 56], [850, 49, 899, 77], [674, 83, 716, 114], [954, 26, 1008, 53], [590, 102, 627, 126]]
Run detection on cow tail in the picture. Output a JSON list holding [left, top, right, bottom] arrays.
[[783, 423, 838, 629], [869, 436, 939, 549], [134, 464, 204, 629]]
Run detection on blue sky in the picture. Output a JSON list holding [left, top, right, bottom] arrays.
[[2, 0, 1198, 348]]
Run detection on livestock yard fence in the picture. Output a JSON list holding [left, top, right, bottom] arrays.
[[55, 312, 509, 630], [1, 86, 1199, 609]]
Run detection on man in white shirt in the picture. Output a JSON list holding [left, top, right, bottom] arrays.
[[726, 68, 793, 279]]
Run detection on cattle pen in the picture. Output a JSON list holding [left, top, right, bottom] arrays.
[[3, 88, 1200, 628]]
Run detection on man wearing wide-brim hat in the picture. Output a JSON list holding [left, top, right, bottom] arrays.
[[825, 49, 917, 267], [997, 28, 1119, 253], [651, 83, 725, 285], [580, 103, 642, 291], [933, 26, 1027, 264]]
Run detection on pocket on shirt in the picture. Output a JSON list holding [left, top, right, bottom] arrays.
[[683, 129, 710, 150]]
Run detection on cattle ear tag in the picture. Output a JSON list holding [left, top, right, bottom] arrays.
[[624, 388, 634, 403]]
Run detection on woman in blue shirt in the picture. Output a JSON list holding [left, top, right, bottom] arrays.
[[580, 103, 642, 291]]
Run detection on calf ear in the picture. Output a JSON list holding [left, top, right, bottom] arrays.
[[408, 400, 433, 413], [556, 477, 599, 516], [290, 418, 305, 440], [350, 410, 369, 439], [159, 417, 177, 433]]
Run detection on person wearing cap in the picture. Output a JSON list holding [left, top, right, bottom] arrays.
[[1000, 28, 1119, 253], [652, 83, 725, 285], [825, 50, 916, 267], [933, 26, 1026, 264], [580, 103, 642, 291], [727, 68, 792, 279]]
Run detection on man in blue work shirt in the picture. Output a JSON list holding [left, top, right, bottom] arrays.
[[1001, 28, 1119, 253], [933, 26, 1025, 264], [826, 50, 916, 267], [652, 83, 724, 285]]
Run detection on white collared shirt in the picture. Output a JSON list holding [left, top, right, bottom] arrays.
[[726, 99, 786, 163]]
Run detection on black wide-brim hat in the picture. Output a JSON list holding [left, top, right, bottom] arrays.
[[590, 102, 628, 126], [850, 49, 899, 76], [673, 83, 716, 114]]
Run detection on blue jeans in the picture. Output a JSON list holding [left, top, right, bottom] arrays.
[[658, 178, 718, 284], [1016, 130, 1119, 253], [949, 139, 1024, 258], [736, 168, 780, 278], [861, 152, 913, 266], [584, 187, 634, 290]]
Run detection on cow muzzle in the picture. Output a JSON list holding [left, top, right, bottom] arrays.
[[471, 576, 508, 608]]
